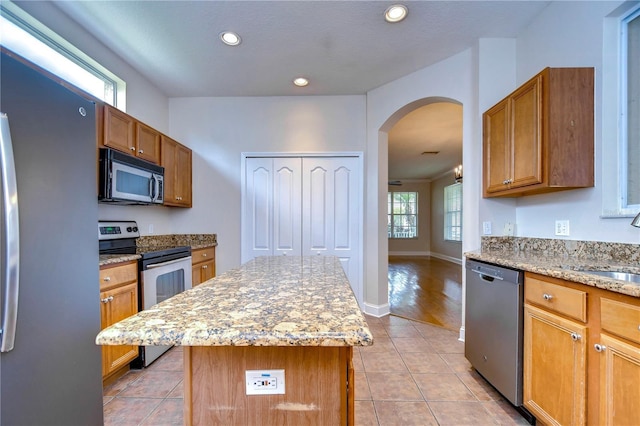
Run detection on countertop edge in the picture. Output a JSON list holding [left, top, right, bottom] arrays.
[[465, 251, 640, 298]]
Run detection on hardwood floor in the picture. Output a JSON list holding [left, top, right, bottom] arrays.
[[388, 256, 462, 331]]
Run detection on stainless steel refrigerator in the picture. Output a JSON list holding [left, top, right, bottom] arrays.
[[0, 52, 104, 425]]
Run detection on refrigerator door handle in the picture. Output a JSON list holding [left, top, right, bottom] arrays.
[[0, 113, 20, 353]]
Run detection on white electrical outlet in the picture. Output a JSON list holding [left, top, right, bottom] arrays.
[[503, 222, 515, 236], [246, 370, 285, 395], [555, 220, 570, 236], [148, 224, 154, 234], [482, 221, 492, 235]]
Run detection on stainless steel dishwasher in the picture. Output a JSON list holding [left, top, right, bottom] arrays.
[[465, 259, 533, 422]]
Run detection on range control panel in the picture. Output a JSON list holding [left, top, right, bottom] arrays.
[[98, 220, 140, 240]]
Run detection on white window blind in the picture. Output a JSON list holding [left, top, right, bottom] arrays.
[[444, 183, 462, 242]]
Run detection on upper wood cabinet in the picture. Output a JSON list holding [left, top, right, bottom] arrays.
[[161, 135, 192, 207], [103, 105, 161, 164], [483, 67, 594, 197]]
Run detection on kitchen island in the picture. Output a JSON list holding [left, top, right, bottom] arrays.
[[96, 255, 373, 425]]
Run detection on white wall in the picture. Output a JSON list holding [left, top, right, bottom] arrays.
[[366, 50, 476, 316], [168, 96, 366, 275], [481, 1, 638, 243]]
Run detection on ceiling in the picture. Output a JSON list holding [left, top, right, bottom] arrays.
[[48, 0, 550, 180]]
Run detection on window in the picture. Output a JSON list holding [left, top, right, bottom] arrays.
[[388, 192, 418, 239], [623, 8, 640, 208], [444, 183, 462, 241], [602, 3, 640, 217], [0, 2, 125, 107]]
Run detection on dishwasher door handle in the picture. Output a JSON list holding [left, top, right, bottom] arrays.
[[470, 269, 504, 281]]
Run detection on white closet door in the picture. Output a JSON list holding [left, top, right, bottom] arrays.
[[302, 157, 361, 300], [242, 157, 301, 262]]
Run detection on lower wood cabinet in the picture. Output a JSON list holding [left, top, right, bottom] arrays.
[[99, 261, 139, 381], [524, 272, 640, 425], [523, 304, 587, 425], [192, 246, 215, 286]]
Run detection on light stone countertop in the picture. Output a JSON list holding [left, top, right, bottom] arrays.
[[96, 256, 373, 347], [466, 248, 640, 298]]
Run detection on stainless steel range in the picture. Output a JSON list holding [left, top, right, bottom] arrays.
[[98, 220, 192, 367]]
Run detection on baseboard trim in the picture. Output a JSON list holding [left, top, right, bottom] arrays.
[[388, 251, 462, 265], [363, 302, 390, 317]]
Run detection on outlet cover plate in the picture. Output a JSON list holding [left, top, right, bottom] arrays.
[[246, 369, 285, 395]]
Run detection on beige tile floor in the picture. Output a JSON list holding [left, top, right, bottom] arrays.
[[103, 315, 531, 425]]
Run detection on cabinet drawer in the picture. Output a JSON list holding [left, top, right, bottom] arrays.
[[99, 261, 137, 290], [601, 298, 640, 345], [525, 276, 587, 322], [192, 247, 215, 265]]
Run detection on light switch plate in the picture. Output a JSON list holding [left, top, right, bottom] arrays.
[[555, 220, 570, 236], [482, 221, 492, 235]]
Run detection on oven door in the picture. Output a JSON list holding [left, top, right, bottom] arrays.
[[140, 256, 192, 366]]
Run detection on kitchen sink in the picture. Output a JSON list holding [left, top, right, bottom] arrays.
[[577, 269, 640, 284]]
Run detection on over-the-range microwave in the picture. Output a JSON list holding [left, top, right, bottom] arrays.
[[98, 148, 164, 205]]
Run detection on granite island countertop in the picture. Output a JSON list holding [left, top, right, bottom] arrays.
[[96, 255, 373, 347], [466, 237, 640, 298]]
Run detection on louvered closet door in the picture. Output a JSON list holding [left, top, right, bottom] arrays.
[[242, 157, 301, 261], [302, 157, 360, 298]]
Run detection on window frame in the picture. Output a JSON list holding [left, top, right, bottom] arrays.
[[444, 182, 462, 242], [0, 1, 125, 108], [602, 3, 640, 218], [388, 191, 418, 239]]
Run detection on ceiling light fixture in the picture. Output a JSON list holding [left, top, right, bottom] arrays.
[[384, 4, 408, 23], [293, 77, 309, 87], [220, 31, 241, 46]]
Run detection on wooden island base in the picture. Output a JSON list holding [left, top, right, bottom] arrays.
[[184, 346, 354, 425]]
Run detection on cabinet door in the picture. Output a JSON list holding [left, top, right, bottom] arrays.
[[161, 135, 177, 204], [524, 304, 587, 426], [598, 334, 640, 426], [135, 122, 161, 164], [192, 264, 203, 286], [200, 259, 215, 282], [175, 142, 192, 207], [100, 282, 139, 377], [509, 75, 543, 189], [103, 105, 134, 154], [483, 99, 510, 194]]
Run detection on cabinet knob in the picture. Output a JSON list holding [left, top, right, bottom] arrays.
[[103, 276, 111, 282], [130, 146, 135, 151], [101, 296, 114, 304], [202, 253, 207, 257], [543, 293, 553, 301], [202, 265, 207, 269], [570, 332, 581, 342], [594, 343, 606, 352], [138, 149, 144, 154]]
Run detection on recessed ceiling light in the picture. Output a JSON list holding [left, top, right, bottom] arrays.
[[293, 77, 309, 87], [384, 4, 408, 23], [220, 31, 241, 46]]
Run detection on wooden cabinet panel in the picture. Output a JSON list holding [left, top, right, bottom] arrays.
[[483, 99, 510, 193], [600, 298, 640, 345], [525, 275, 587, 322], [135, 122, 161, 164], [161, 135, 192, 207], [101, 282, 139, 377], [192, 247, 215, 286], [510, 76, 542, 189], [524, 303, 587, 425], [99, 261, 139, 381], [102, 105, 160, 164], [103, 105, 134, 154], [483, 67, 594, 197], [598, 333, 640, 426]]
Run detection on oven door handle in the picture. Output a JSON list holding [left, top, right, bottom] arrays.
[[146, 256, 192, 270]]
